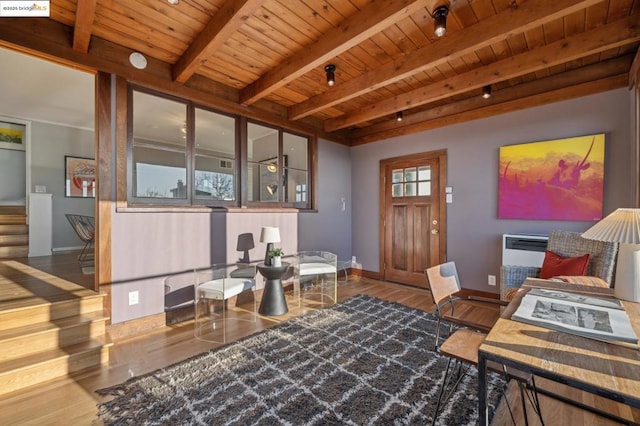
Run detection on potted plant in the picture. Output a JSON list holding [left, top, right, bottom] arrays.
[[269, 248, 284, 267]]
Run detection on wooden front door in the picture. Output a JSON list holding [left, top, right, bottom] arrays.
[[380, 150, 446, 287]]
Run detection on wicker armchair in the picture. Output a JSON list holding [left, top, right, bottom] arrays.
[[500, 230, 619, 300]]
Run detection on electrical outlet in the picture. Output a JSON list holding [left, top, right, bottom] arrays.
[[128, 290, 139, 305], [488, 275, 496, 286]]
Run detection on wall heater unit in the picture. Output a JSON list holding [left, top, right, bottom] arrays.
[[502, 234, 548, 267]]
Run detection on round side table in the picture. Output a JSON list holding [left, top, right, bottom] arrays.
[[257, 262, 290, 316]]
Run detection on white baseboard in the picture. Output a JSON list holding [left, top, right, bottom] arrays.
[[52, 246, 83, 252]]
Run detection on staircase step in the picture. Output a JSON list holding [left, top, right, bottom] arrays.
[[0, 234, 28, 246], [0, 246, 28, 258], [0, 293, 106, 331], [0, 215, 27, 225], [0, 311, 109, 362], [0, 206, 26, 215], [0, 337, 112, 396], [0, 224, 28, 235]]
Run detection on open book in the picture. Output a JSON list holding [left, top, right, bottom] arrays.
[[512, 288, 638, 344]]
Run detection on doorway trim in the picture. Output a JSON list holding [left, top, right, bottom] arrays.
[[379, 149, 447, 284]]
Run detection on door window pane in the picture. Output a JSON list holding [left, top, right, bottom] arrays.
[[392, 183, 403, 197], [389, 164, 433, 198], [418, 166, 431, 180], [405, 182, 416, 196], [405, 167, 417, 182], [418, 181, 431, 196]]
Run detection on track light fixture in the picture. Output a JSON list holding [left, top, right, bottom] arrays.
[[396, 111, 403, 122], [325, 64, 336, 86], [482, 85, 492, 99], [432, 5, 449, 38]]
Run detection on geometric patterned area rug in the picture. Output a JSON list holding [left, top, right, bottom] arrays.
[[97, 294, 505, 425]]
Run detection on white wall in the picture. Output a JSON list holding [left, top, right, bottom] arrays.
[[351, 88, 633, 292]]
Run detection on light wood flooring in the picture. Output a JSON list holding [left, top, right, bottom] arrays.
[[0, 260, 633, 425]]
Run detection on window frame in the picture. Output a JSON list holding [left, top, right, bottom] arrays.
[[126, 85, 315, 210]]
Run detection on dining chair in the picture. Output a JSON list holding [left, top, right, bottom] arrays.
[[425, 261, 506, 350], [431, 329, 540, 425]]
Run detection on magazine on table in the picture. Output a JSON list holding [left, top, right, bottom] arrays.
[[512, 288, 638, 344]]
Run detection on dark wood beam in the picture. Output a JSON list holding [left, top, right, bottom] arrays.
[[327, 15, 640, 132], [73, 0, 97, 53], [352, 55, 633, 141], [173, 0, 267, 84], [289, 0, 605, 121], [239, 0, 431, 106], [630, 45, 640, 89], [352, 56, 632, 146]]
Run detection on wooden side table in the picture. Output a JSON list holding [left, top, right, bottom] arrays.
[[257, 262, 290, 316]]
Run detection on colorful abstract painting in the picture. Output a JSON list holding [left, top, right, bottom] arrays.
[[498, 134, 605, 221]]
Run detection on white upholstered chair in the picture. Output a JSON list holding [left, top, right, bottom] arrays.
[[194, 263, 257, 343], [294, 251, 338, 309]]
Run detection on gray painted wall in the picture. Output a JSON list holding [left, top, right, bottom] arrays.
[[351, 88, 633, 293], [30, 122, 94, 250], [0, 148, 25, 201], [298, 139, 352, 263]]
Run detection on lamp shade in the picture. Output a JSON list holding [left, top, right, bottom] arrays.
[[582, 208, 640, 244], [260, 226, 280, 243], [582, 208, 640, 302]]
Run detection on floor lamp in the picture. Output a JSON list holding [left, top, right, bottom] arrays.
[[582, 208, 640, 302]]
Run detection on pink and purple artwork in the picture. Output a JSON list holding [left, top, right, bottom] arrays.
[[498, 134, 605, 221]]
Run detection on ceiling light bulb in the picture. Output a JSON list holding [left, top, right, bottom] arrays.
[[482, 85, 492, 99], [167, 0, 179, 4], [432, 6, 449, 38], [325, 64, 336, 86], [396, 111, 403, 122]]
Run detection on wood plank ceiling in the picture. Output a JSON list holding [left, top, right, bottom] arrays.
[[1, 0, 639, 145]]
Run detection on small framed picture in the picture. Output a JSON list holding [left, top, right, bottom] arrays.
[[0, 120, 25, 151], [65, 156, 95, 198]]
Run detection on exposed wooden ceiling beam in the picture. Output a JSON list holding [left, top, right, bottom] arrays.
[[351, 56, 633, 144], [172, 0, 267, 84], [72, 0, 97, 53], [326, 15, 640, 132], [352, 75, 627, 145], [239, 0, 431, 106], [289, 0, 605, 121], [630, 45, 640, 89]]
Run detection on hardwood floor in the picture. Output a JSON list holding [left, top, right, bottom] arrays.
[[0, 277, 433, 425], [0, 264, 633, 425], [0, 250, 95, 292]]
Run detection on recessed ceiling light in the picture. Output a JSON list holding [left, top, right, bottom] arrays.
[[167, 0, 179, 5], [129, 52, 147, 70]]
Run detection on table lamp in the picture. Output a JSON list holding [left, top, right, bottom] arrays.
[[582, 208, 640, 302], [260, 226, 280, 266]]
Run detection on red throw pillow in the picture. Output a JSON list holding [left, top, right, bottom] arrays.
[[539, 250, 590, 279]]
